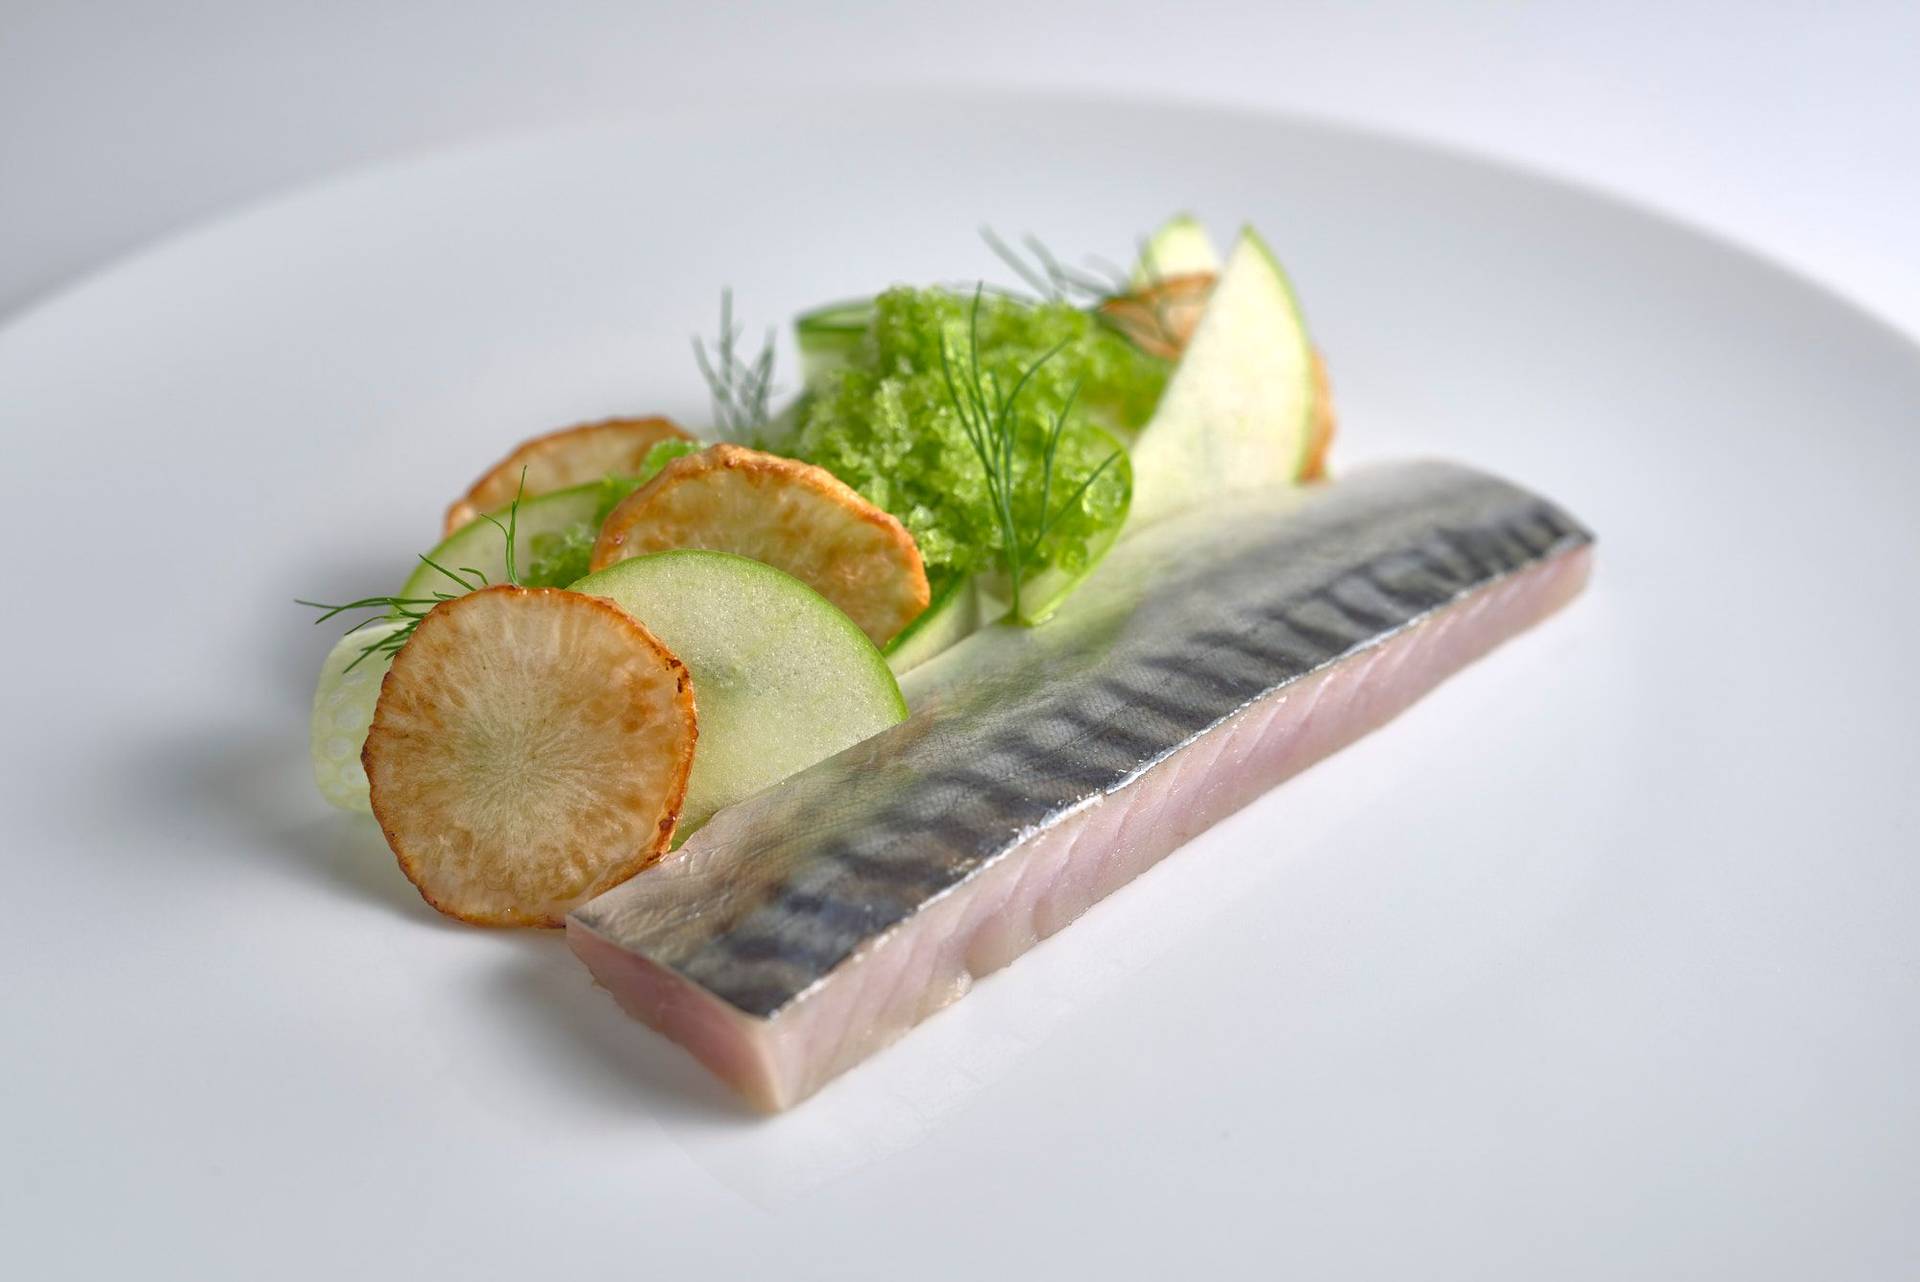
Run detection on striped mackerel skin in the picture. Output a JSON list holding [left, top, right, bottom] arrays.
[[570, 461, 1592, 1106]]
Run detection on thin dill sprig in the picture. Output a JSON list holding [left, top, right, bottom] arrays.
[[1134, 232, 1165, 287], [982, 226, 1190, 353], [1084, 252, 1131, 285], [475, 481, 520, 586], [693, 289, 777, 441], [981, 227, 1128, 305], [297, 474, 526, 671], [1023, 376, 1122, 564], [938, 284, 1121, 622], [981, 227, 1060, 300]]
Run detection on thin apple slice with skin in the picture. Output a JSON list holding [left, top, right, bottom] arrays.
[[1105, 279, 1338, 481], [1119, 216, 1335, 482], [1130, 213, 1222, 288], [445, 416, 692, 535], [571, 550, 907, 840], [1127, 228, 1317, 526], [589, 444, 930, 647]]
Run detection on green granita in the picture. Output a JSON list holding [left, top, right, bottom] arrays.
[[790, 287, 1168, 595]]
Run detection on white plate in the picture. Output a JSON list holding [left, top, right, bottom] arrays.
[[3, 92, 1915, 1280]]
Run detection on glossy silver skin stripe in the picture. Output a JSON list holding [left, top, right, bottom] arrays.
[[572, 461, 1592, 1019]]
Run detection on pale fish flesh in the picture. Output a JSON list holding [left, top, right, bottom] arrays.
[[568, 461, 1594, 1110]]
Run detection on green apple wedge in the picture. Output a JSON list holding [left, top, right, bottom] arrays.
[[1126, 228, 1316, 528], [1130, 213, 1222, 287], [570, 550, 907, 840]]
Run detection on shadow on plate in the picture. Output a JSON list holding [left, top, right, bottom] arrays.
[[116, 720, 457, 926], [274, 545, 411, 715], [114, 719, 754, 1118], [484, 932, 746, 1122]]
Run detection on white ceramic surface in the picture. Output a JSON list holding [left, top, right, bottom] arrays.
[[1, 93, 1914, 1280], [9, 3, 1920, 341]]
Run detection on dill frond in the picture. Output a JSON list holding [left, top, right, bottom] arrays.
[[982, 226, 1190, 355], [299, 474, 527, 671], [938, 284, 1122, 624], [981, 227, 1127, 305], [693, 289, 777, 441]]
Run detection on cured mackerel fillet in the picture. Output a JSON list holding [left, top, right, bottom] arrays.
[[570, 461, 1593, 1110]]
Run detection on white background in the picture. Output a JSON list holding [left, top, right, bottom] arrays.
[[4, 0, 1917, 337]]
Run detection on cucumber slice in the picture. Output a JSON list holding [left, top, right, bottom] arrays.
[[883, 575, 986, 676], [1126, 228, 1314, 528], [397, 482, 608, 602], [309, 617, 407, 812], [1131, 214, 1221, 287], [794, 298, 874, 390], [406, 441, 701, 603], [570, 550, 907, 837]]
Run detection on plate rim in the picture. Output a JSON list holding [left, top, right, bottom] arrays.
[[4, 85, 1916, 368]]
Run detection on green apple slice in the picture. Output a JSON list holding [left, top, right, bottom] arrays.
[[570, 550, 907, 838], [310, 617, 407, 812], [1130, 213, 1221, 287], [1126, 228, 1314, 528]]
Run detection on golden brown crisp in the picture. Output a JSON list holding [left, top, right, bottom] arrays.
[[589, 444, 930, 647], [1300, 351, 1337, 483], [1097, 272, 1216, 360], [363, 586, 697, 927], [444, 416, 692, 534]]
